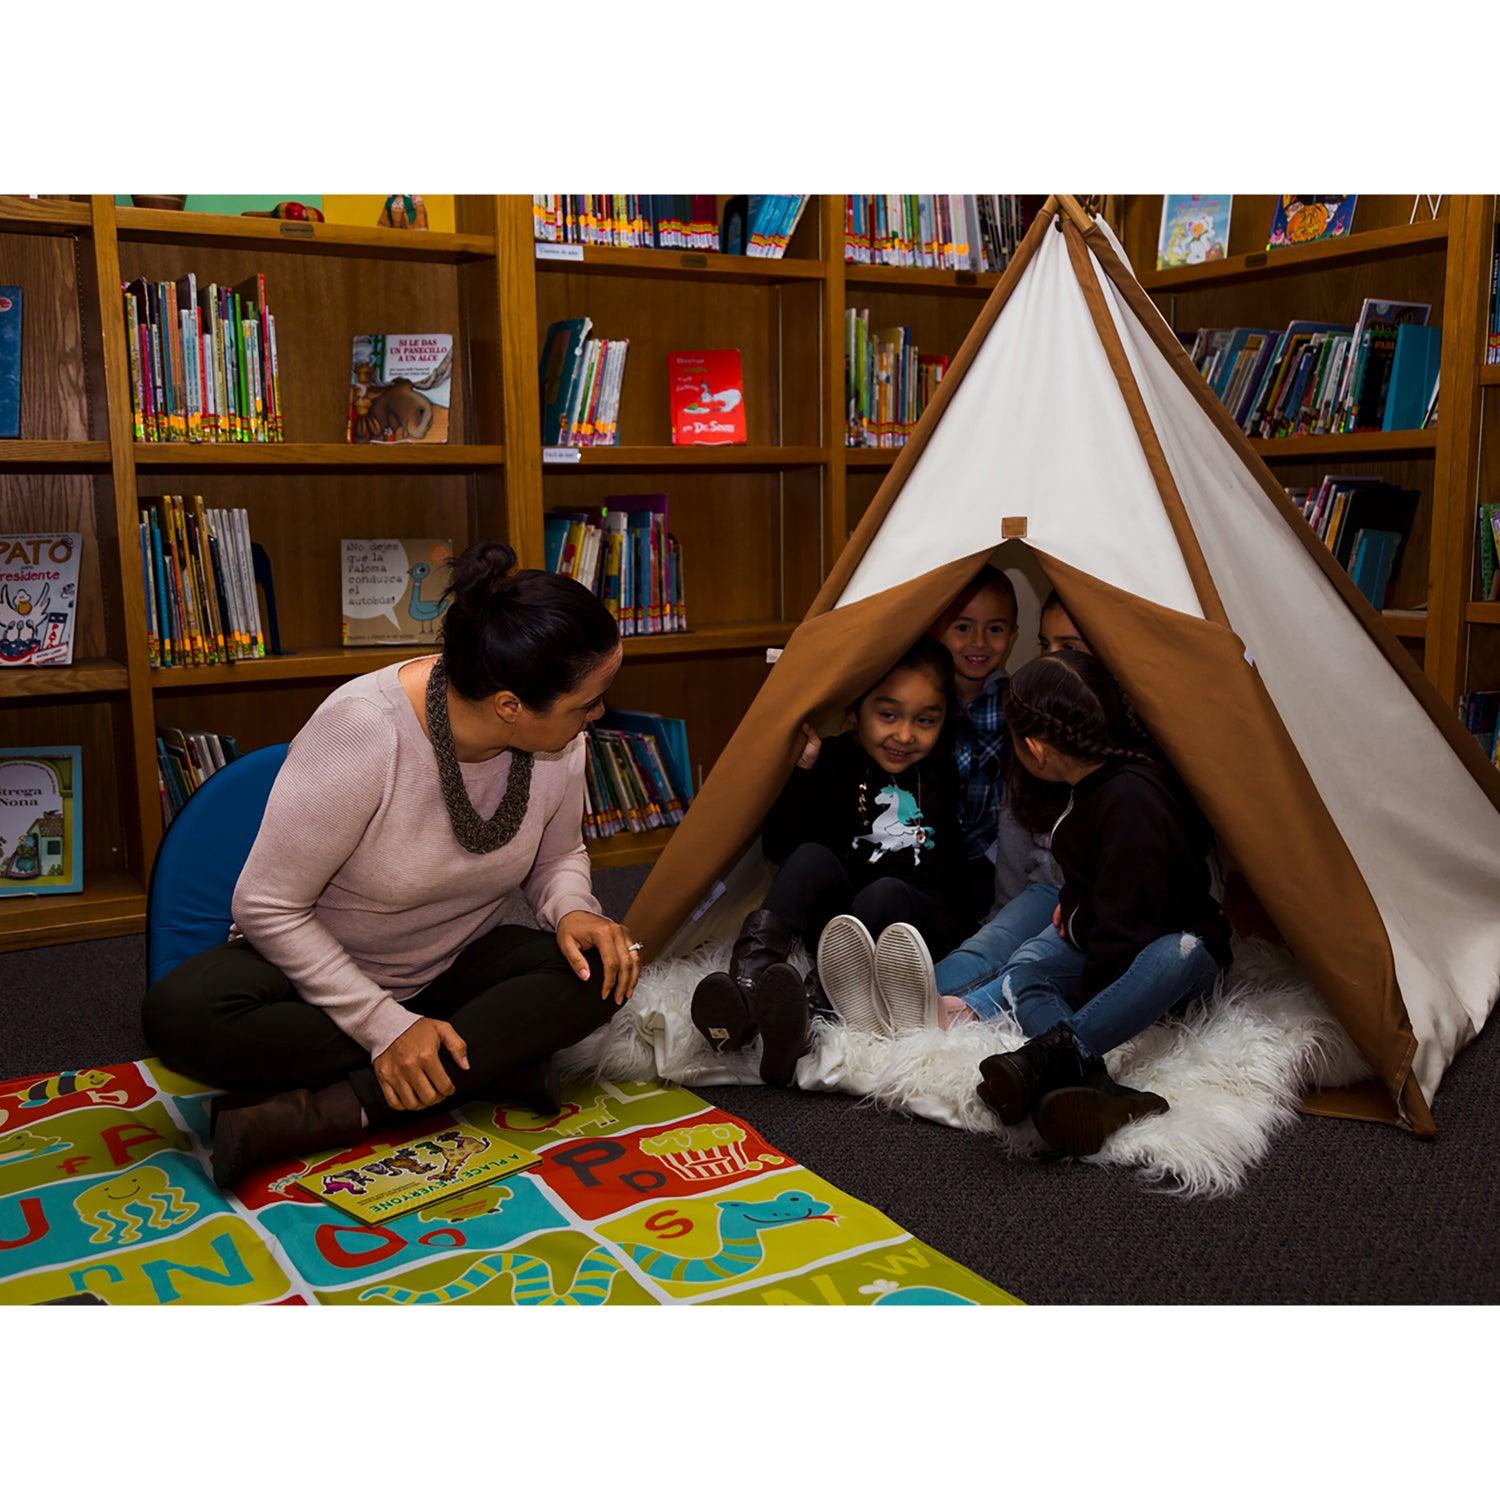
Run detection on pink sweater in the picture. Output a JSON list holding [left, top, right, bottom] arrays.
[[229, 660, 601, 1057]]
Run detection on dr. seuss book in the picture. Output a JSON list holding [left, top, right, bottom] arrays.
[[0, 286, 19, 437], [0, 748, 81, 897], [1268, 196, 1357, 249], [298, 1124, 539, 1225], [341, 538, 453, 647], [668, 349, 746, 445], [0, 533, 81, 667], [1157, 196, 1232, 269], [347, 333, 453, 444]]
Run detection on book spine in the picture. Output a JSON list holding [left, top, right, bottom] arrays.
[[139, 514, 159, 666], [122, 291, 145, 441]]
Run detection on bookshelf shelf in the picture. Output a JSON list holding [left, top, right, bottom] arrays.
[[586, 826, 674, 870], [0, 196, 91, 234], [134, 443, 504, 471], [114, 207, 496, 262], [0, 441, 111, 467], [1382, 610, 1429, 640], [542, 445, 825, 470], [1480, 366, 1500, 387], [843, 448, 901, 468], [536, 246, 825, 285], [622, 622, 794, 658], [0, 873, 148, 954], [1467, 603, 1500, 626], [151, 646, 432, 691], [1248, 431, 1438, 461], [1137, 219, 1449, 293], [1, 659, 130, 699], [844, 264, 998, 294]]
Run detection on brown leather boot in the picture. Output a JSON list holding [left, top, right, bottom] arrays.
[[211, 1079, 366, 1188]]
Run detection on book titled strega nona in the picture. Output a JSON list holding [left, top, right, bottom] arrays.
[[0, 748, 82, 897], [342, 539, 454, 647], [0, 533, 81, 667]]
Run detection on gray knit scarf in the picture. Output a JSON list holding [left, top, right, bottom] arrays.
[[426, 657, 533, 854]]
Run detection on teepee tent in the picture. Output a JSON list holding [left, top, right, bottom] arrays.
[[624, 195, 1500, 1134]]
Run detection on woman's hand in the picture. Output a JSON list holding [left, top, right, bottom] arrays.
[[797, 722, 822, 770], [556, 909, 641, 1006], [374, 1017, 469, 1112]]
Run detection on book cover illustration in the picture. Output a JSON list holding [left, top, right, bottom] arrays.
[[1268, 196, 1357, 249], [0, 533, 81, 667], [668, 349, 746, 445], [0, 286, 19, 438], [0, 747, 81, 897], [298, 1123, 539, 1225], [348, 333, 453, 443], [342, 538, 453, 647], [1157, 196, 1232, 269]]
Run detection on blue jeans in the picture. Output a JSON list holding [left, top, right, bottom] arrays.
[[993, 927, 1222, 1060], [934, 883, 1060, 1021]]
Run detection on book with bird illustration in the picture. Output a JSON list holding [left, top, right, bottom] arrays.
[[0, 747, 81, 897], [668, 348, 746, 445], [297, 1123, 539, 1225], [341, 538, 453, 647], [347, 333, 454, 443], [0, 533, 81, 667]]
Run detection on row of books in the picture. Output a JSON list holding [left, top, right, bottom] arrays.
[[843, 195, 1036, 271], [1187, 299, 1438, 439], [538, 318, 628, 446], [844, 313, 948, 448], [157, 725, 241, 828], [123, 272, 282, 443], [1155, 195, 1363, 269], [1459, 692, 1500, 769], [740, 196, 810, 259], [1286, 474, 1418, 610], [584, 713, 693, 840], [1476, 503, 1500, 603], [139, 498, 266, 668], [1488, 244, 1500, 365], [544, 495, 686, 635], [533, 196, 720, 251]]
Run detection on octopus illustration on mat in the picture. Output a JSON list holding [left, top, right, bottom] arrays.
[[853, 786, 936, 864], [74, 1166, 197, 1246]]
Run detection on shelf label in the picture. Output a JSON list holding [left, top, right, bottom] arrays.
[[542, 446, 581, 464], [536, 243, 585, 262], [954, 269, 977, 286], [680, 253, 708, 269], [277, 222, 315, 239]]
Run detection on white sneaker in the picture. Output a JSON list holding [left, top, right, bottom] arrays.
[[815, 915, 888, 1035], [874, 922, 940, 1032]]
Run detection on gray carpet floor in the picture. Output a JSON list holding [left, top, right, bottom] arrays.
[[4, 863, 1496, 1303]]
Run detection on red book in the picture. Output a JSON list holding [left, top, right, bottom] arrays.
[[667, 349, 746, 445]]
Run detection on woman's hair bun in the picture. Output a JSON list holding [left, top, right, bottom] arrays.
[[448, 540, 517, 614]]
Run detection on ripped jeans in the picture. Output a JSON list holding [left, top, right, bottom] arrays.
[[984, 927, 1222, 1061]]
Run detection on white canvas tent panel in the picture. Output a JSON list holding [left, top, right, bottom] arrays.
[[840, 225, 1204, 617]]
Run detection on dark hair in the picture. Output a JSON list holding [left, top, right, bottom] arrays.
[[1039, 588, 1063, 617], [935, 563, 1018, 631], [852, 637, 958, 749], [1003, 649, 1156, 832], [439, 540, 619, 707]]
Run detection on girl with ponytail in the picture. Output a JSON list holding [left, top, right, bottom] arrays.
[[144, 540, 637, 1187]]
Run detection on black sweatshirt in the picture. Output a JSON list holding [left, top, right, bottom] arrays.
[[762, 732, 968, 902], [1050, 758, 1233, 1000]]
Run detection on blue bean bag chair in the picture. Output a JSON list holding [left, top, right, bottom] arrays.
[[146, 743, 289, 986]]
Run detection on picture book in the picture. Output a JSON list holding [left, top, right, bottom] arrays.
[[668, 349, 745, 445], [1157, 196, 1232, 269], [1268, 196, 1357, 249], [0, 748, 81, 897], [297, 1124, 539, 1225], [0, 533, 81, 667], [341, 538, 453, 647], [347, 334, 453, 444], [0, 286, 19, 437]]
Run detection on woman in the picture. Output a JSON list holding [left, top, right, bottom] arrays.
[[143, 540, 640, 1187]]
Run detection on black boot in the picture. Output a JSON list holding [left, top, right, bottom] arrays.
[[975, 1024, 1089, 1126], [495, 1055, 562, 1117], [753, 962, 810, 1087], [1033, 1065, 1169, 1156], [211, 1078, 366, 1188], [691, 908, 797, 1054]]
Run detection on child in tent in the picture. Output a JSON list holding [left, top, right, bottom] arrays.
[[1036, 588, 1090, 656], [689, 638, 967, 1086], [970, 648, 1231, 1153]]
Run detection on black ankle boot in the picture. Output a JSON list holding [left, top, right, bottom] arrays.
[[975, 1024, 1089, 1126], [495, 1055, 562, 1117], [1033, 1064, 1169, 1156], [691, 908, 797, 1054], [753, 962, 810, 1087]]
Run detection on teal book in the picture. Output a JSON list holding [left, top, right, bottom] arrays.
[[538, 317, 592, 444], [0, 286, 20, 437], [1381, 325, 1442, 432], [543, 514, 570, 574], [604, 710, 693, 805]]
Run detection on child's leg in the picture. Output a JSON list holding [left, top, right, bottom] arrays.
[[933, 882, 1061, 1002], [761, 842, 857, 953], [972, 927, 1086, 1029], [1061, 933, 1222, 1060]]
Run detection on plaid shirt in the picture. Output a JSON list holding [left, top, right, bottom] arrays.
[[953, 674, 1009, 860]]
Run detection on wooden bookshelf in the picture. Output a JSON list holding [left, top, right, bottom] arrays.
[[1249, 431, 1439, 461], [0, 440, 110, 467], [134, 443, 504, 470], [542, 444, 824, 470], [534, 245, 825, 285]]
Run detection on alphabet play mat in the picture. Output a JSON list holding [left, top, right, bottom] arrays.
[[0, 1061, 1016, 1306]]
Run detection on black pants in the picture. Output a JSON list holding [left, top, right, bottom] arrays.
[[760, 842, 957, 957], [141, 924, 616, 1126]]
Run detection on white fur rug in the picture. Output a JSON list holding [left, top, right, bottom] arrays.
[[558, 937, 1372, 1196]]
